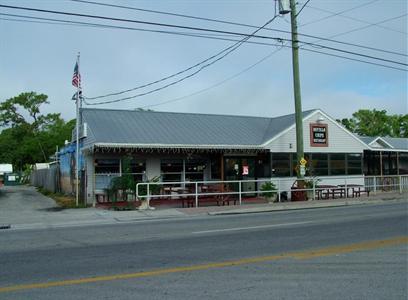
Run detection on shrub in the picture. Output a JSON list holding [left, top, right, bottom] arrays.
[[260, 181, 277, 199]]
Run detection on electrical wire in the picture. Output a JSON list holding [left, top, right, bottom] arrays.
[[69, 0, 406, 57], [84, 39, 405, 106], [138, 46, 285, 109], [300, 0, 379, 27], [322, 13, 408, 40], [83, 15, 279, 104], [296, 0, 311, 17], [1, 4, 405, 66], [306, 4, 407, 35], [2, 4, 405, 107], [0, 12, 238, 38], [2, 11, 405, 72]]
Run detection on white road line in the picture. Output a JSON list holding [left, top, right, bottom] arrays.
[[192, 221, 313, 234]]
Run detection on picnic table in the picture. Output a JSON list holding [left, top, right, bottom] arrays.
[[337, 184, 370, 197], [316, 185, 346, 199]]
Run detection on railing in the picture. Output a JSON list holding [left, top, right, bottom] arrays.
[[135, 175, 408, 207], [364, 175, 408, 194]]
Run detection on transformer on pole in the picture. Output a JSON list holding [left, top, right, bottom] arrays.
[[278, 0, 291, 15]]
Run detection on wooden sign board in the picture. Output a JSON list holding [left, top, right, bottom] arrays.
[[310, 123, 328, 147]]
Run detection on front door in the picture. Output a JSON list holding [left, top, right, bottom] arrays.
[[224, 157, 256, 195]]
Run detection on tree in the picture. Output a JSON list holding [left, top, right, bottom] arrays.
[[0, 92, 75, 170], [337, 109, 408, 138]]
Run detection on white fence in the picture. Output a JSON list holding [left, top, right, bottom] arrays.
[[133, 175, 408, 208]]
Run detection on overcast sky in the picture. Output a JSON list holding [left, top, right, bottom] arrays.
[[0, 0, 407, 122]]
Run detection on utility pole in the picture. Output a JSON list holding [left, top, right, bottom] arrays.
[[288, 0, 305, 180]]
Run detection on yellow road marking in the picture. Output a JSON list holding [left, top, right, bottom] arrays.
[[0, 236, 406, 293]]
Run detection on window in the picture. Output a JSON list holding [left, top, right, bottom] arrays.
[[185, 159, 207, 181], [347, 153, 362, 175], [399, 153, 408, 175], [383, 152, 398, 175], [330, 154, 345, 175], [161, 159, 183, 182], [129, 159, 146, 182], [364, 150, 381, 175], [310, 153, 328, 176], [94, 159, 120, 174], [272, 153, 291, 177]]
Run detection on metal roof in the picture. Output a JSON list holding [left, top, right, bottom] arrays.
[[358, 136, 408, 151], [81, 108, 317, 149], [383, 137, 408, 150]]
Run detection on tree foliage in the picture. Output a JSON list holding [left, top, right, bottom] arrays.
[[0, 92, 75, 170], [337, 109, 408, 138]]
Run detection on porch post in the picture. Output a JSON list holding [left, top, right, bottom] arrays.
[[397, 152, 400, 175], [220, 153, 224, 181]]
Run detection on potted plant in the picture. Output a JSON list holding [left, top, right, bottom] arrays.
[[260, 181, 277, 203], [304, 177, 320, 200]]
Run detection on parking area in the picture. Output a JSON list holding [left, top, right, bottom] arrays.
[[0, 185, 59, 226]]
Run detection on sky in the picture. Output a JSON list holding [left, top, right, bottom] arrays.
[[0, 0, 407, 122]]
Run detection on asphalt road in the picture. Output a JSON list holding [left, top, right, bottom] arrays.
[[0, 201, 407, 299]]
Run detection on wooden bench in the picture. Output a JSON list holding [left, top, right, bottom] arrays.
[[352, 186, 370, 197]]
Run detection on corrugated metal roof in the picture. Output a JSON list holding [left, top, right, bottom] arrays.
[[358, 136, 377, 145], [81, 108, 317, 148], [358, 135, 408, 151], [383, 137, 408, 150]]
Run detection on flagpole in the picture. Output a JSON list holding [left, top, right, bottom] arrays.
[[75, 52, 80, 207]]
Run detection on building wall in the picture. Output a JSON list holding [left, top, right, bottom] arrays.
[[85, 154, 94, 204], [265, 111, 367, 154]]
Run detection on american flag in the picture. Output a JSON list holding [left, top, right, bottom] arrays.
[[72, 61, 81, 87]]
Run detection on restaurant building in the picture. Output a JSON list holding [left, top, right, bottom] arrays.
[[58, 108, 408, 203]]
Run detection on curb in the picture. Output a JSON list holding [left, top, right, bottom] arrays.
[[207, 198, 407, 216]]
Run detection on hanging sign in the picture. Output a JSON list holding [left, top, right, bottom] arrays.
[[310, 123, 328, 147], [242, 165, 249, 175]]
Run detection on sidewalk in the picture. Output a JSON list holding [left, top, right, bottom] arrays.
[[1, 185, 406, 231]]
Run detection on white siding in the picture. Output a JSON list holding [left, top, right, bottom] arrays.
[[265, 111, 367, 153]]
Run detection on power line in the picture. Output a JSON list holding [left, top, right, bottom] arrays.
[[139, 47, 284, 109], [296, 0, 311, 17], [84, 39, 405, 106], [85, 15, 278, 101], [131, 43, 408, 109], [0, 12, 238, 38], [83, 15, 279, 104], [69, 0, 406, 57], [2, 5, 405, 107], [300, 0, 379, 27], [323, 13, 408, 40], [2, 10, 405, 72], [306, 4, 407, 35], [1, 4, 406, 67], [2, 11, 405, 108]]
